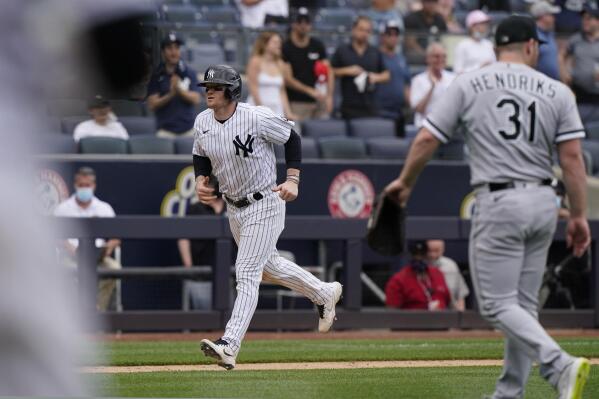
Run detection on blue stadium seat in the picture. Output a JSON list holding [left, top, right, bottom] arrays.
[[43, 117, 62, 134], [47, 99, 88, 117], [79, 137, 128, 154], [585, 122, 599, 140], [197, 5, 240, 29], [301, 137, 320, 159], [302, 119, 347, 139], [119, 116, 156, 136], [405, 124, 419, 139], [161, 4, 202, 24], [110, 100, 145, 117], [578, 104, 599, 124], [348, 118, 395, 138], [36, 135, 77, 154], [61, 116, 87, 134], [129, 135, 175, 154], [186, 43, 226, 75], [175, 136, 195, 154], [314, 8, 357, 32], [189, 0, 231, 7], [318, 137, 367, 159], [582, 140, 599, 174], [366, 137, 411, 159]]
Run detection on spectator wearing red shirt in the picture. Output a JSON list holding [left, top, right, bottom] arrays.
[[385, 241, 451, 310]]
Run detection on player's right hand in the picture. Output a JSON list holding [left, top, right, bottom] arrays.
[[196, 176, 216, 205], [566, 217, 591, 257]]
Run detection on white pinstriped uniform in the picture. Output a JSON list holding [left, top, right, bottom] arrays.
[[193, 103, 334, 354], [424, 62, 585, 398]]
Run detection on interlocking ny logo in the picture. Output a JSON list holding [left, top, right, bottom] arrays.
[[233, 134, 255, 158], [207, 69, 215, 79]]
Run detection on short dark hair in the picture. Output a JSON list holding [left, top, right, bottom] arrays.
[[352, 15, 372, 28], [75, 166, 96, 180]]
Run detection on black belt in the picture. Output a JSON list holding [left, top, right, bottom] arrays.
[[224, 192, 263, 208], [487, 179, 553, 192]]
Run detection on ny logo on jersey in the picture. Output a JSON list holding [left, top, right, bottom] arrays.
[[233, 134, 255, 158]]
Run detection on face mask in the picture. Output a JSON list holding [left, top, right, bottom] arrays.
[[411, 259, 429, 273], [472, 30, 487, 40], [75, 187, 94, 203]]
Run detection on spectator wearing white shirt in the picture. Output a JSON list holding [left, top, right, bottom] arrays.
[[427, 239, 470, 311], [73, 95, 129, 142], [53, 167, 121, 311], [409, 43, 455, 127], [453, 10, 496, 74], [236, 0, 289, 29]]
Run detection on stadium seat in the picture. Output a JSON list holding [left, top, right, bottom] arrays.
[[197, 5, 240, 29], [110, 100, 145, 117], [36, 135, 77, 154], [348, 118, 395, 138], [579, 103, 599, 124], [47, 98, 88, 117], [61, 116, 87, 134], [175, 136, 195, 154], [582, 140, 599, 174], [301, 137, 320, 159], [129, 136, 176, 154], [302, 119, 347, 139], [583, 149, 593, 175], [79, 137, 128, 154], [366, 137, 411, 159], [585, 121, 599, 140], [314, 8, 357, 32], [405, 124, 419, 139], [318, 137, 367, 159], [189, 0, 231, 7], [434, 140, 465, 161], [161, 4, 202, 23], [119, 116, 156, 136], [187, 43, 226, 75], [43, 117, 63, 134]]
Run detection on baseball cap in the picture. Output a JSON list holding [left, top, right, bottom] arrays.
[[161, 31, 184, 49], [466, 10, 491, 29], [582, 1, 599, 17], [291, 7, 311, 23], [408, 241, 428, 257], [380, 19, 402, 34], [87, 94, 109, 109], [495, 15, 546, 46], [530, 1, 561, 18]]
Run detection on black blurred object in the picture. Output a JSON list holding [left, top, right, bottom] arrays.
[[408, 240, 428, 257], [479, 0, 511, 11], [86, 14, 149, 96], [366, 193, 406, 256]]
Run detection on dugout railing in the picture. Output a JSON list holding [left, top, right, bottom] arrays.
[[54, 216, 599, 331]]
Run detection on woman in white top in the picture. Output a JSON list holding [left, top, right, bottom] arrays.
[[452, 10, 496, 74], [73, 96, 129, 142], [246, 31, 298, 120]]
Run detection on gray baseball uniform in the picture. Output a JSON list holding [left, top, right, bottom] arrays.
[[193, 103, 335, 354], [425, 62, 585, 398]]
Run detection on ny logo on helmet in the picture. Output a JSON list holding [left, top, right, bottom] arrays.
[[207, 69, 215, 79]]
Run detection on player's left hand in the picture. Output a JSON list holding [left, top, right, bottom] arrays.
[[272, 181, 298, 202], [383, 178, 411, 207]]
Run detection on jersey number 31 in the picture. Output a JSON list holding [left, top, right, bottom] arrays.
[[496, 98, 537, 142]]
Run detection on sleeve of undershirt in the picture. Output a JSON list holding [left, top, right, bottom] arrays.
[[284, 129, 301, 170]]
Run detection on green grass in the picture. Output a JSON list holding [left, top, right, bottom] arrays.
[[95, 338, 599, 366], [90, 366, 599, 399]]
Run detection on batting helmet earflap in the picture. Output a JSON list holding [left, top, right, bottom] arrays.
[[198, 64, 242, 101]]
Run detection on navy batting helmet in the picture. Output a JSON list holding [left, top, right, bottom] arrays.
[[198, 64, 242, 101]]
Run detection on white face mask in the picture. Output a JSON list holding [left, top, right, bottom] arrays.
[[472, 30, 486, 40], [75, 187, 94, 203]]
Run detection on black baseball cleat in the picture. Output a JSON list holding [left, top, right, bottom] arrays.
[[200, 338, 236, 370]]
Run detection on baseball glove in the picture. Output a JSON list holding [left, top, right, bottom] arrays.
[[366, 193, 406, 256]]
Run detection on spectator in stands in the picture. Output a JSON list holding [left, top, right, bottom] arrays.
[[452, 10, 496, 74], [282, 7, 334, 120], [332, 15, 390, 119], [178, 177, 226, 310], [236, 0, 289, 28], [385, 241, 451, 310], [147, 32, 201, 138], [426, 239, 469, 311], [479, 0, 510, 11], [438, 0, 464, 34], [555, 0, 584, 33], [73, 95, 129, 143], [376, 20, 411, 137], [368, 0, 405, 32], [561, 3, 599, 103], [404, 0, 447, 64], [409, 43, 455, 127], [533, 1, 562, 80], [247, 32, 298, 120], [53, 167, 121, 311]]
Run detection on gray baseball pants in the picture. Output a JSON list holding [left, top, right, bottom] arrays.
[[470, 186, 573, 399]]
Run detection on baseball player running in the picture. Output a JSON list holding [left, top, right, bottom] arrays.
[[384, 16, 590, 399], [193, 65, 342, 370]]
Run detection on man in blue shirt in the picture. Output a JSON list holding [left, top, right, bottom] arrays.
[[147, 32, 201, 137], [532, 1, 562, 80], [375, 20, 411, 136]]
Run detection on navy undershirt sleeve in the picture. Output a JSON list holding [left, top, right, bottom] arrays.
[[284, 129, 301, 170], [193, 155, 212, 178]]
